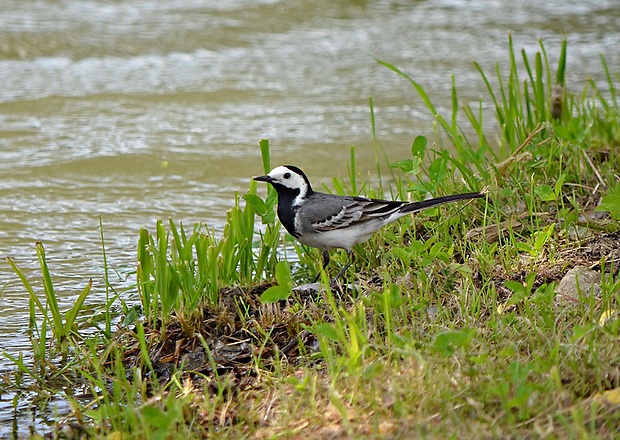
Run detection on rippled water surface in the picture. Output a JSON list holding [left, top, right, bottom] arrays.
[[1, 0, 619, 433]]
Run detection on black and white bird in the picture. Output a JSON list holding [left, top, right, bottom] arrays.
[[254, 165, 485, 282]]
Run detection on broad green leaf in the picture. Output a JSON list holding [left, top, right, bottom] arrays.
[[316, 322, 340, 342], [411, 135, 427, 159], [533, 224, 554, 250], [428, 157, 448, 184], [381, 247, 411, 268], [554, 173, 566, 197], [504, 280, 526, 295], [505, 272, 536, 307], [390, 157, 422, 175], [570, 324, 593, 343], [534, 184, 556, 201], [260, 286, 291, 303], [243, 194, 266, 215], [274, 261, 293, 289], [431, 328, 474, 356], [595, 186, 620, 220], [142, 406, 171, 430], [260, 262, 293, 303]]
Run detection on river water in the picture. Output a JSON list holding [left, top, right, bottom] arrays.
[[1, 0, 619, 434]]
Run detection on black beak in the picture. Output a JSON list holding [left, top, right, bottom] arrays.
[[253, 175, 273, 183]]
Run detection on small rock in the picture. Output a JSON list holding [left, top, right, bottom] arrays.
[[293, 282, 322, 293], [566, 224, 593, 241], [292, 281, 359, 293], [555, 266, 602, 304]]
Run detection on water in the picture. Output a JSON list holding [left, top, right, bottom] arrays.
[[1, 0, 619, 434]]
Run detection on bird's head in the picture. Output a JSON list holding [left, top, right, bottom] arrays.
[[254, 165, 313, 195]]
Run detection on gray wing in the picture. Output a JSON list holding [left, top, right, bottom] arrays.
[[301, 193, 405, 232]]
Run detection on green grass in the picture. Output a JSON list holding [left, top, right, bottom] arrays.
[[3, 37, 620, 438]]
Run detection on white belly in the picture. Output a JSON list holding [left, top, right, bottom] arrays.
[[296, 221, 381, 250]]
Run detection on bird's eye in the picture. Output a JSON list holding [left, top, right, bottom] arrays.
[[283, 172, 291, 179]]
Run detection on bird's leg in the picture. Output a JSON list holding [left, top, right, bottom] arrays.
[[332, 249, 355, 283], [313, 249, 331, 283]]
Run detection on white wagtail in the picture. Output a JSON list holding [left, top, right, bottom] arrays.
[[254, 165, 485, 282]]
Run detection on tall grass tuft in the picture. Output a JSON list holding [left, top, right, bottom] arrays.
[[473, 35, 568, 152], [136, 139, 282, 326], [378, 35, 569, 183], [6, 243, 92, 361]]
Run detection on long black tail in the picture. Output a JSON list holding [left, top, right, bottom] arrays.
[[400, 192, 486, 214]]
